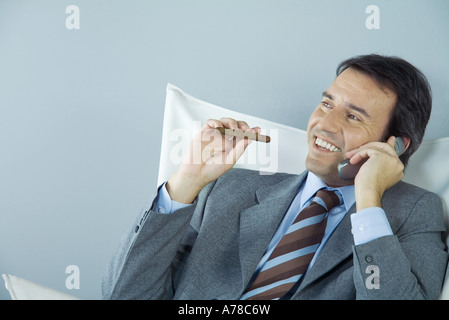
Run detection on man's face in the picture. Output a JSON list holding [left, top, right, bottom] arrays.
[[305, 67, 397, 187]]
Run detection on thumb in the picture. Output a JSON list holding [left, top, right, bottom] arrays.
[[386, 136, 396, 148], [386, 136, 400, 155]]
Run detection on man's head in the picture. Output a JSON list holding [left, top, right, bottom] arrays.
[[305, 54, 432, 186]]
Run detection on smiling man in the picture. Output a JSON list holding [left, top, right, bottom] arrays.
[[103, 54, 448, 300]]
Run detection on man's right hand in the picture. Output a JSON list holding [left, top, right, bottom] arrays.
[[166, 117, 260, 204]]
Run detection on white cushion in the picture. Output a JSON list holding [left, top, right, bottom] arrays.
[[2, 274, 80, 300], [158, 83, 308, 185]]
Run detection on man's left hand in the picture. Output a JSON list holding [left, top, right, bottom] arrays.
[[345, 136, 405, 211]]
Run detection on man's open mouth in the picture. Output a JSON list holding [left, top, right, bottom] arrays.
[[315, 137, 342, 152]]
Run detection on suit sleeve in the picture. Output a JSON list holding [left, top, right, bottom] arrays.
[[352, 191, 448, 299], [101, 181, 215, 300]]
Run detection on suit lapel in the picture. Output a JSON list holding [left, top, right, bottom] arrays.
[[293, 204, 356, 296], [238, 172, 308, 290]]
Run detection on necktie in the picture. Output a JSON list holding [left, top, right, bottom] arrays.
[[242, 189, 341, 300]]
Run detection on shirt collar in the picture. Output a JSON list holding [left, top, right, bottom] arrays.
[[301, 171, 356, 213]]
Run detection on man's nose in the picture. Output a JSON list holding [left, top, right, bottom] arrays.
[[317, 109, 342, 134]]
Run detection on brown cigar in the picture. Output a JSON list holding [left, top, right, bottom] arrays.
[[215, 127, 271, 143]]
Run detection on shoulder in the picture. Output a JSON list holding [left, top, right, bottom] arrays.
[[221, 167, 298, 183], [384, 180, 442, 207], [383, 180, 444, 233], [197, 168, 304, 207], [212, 168, 300, 192]]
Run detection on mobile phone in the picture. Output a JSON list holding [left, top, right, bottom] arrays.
[[337, 137, 406, 180]]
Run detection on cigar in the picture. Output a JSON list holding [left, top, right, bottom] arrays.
[[215, 127, 271, 143]]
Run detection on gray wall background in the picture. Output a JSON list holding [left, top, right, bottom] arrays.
[[0, 0, 448, 299]]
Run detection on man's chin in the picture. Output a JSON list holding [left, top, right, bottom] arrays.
[[305, 158, 349, 187], [305, 156, 336, 175]]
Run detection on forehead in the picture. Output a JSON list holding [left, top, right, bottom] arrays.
[[327, 68, 397, 116]]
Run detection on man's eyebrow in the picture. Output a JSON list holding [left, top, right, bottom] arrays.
[[347, 103, 371, 119], [321, 91, 371, 119], [322, 91, 333, 100]]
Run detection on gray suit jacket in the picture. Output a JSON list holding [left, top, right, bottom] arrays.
[[102, 168, 448, 300]]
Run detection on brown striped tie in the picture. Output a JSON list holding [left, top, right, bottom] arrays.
[[242, 189, 340, 300]]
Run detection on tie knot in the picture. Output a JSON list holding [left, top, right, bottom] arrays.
[[315, 189, 341, 212]]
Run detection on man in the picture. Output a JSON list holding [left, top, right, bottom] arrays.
[[102, 54, 448, 299]]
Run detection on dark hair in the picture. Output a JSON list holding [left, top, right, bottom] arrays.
[[336, 54, 432, 167]]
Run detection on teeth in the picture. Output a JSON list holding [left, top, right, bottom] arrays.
[[315, 137, 341, 152]]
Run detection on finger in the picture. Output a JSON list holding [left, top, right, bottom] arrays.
[[218, 118, 257, 133], [348, 150, 368, 165], [251, 126, 262, 134], [218, 117, 241, 130], [204, 118, 243, 131], [346, 145, 382, 165], [201, 126, 226, 144], [349, 145, 399, 166], [346, 139, 397, 160], [346, 146, 369, 162], [231, 125, 262, 147], [236, 120, 251, 132], [204, 118, 225, 129], [386, 136, 397, 149], [203, 119, 260, 137], [225, 136, 250, 165], [202, 137, 248, 167], [215, 119, 260, 144]]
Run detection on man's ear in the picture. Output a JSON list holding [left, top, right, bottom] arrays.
[[402, 136, 411, 152], [386, 136, 411, 155]]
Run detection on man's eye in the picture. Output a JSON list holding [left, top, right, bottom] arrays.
[[321, 101, 332, 108], [348, 114, 360, 121]]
